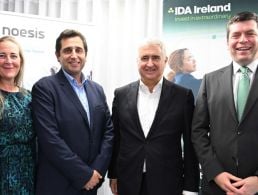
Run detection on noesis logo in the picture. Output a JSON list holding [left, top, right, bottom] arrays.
[[2, 27, 45, 39]]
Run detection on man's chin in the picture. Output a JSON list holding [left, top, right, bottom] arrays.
[[236, 58, 253, 66]]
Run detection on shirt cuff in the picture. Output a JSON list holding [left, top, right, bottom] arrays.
[[182, 191, 198, 195]]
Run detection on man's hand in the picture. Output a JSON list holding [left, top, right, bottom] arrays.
[[84, 170, 102, 190], [226, 176, 258, 195], [214, 172, 242, 193], [109, 179, 118, 195]]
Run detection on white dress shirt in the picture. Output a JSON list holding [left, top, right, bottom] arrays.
[[137, 78, 162, 138]]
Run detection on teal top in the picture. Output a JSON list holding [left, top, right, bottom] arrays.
[[0, 89, 36, 195]]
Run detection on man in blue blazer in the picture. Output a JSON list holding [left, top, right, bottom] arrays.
[[32, 29, 114, 195]]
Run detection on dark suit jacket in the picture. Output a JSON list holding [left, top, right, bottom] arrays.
[[32, 70, 114, 195], [192, 64, 258, 195], [108, 78, 199, 195]]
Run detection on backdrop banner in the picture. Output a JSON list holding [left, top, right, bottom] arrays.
[[163, 0, 258, 77], [0, 11, 94, 90]]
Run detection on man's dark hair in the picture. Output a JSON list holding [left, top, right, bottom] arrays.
[[55, 29, 88, 56], [227, 11, 258, 40]]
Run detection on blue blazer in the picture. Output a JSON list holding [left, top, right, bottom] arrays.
[[32, 70, 114, 195]]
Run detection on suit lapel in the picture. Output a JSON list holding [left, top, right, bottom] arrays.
[[147, 79, 172, 138], [84, 82, 95, 130], [220, 65, 238, 122], [127, 81, 146, 138], [57, 71, 90, 128], [241, 67, 258, 122]]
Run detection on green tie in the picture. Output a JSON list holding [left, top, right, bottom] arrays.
[[237, 66, 250, 120]]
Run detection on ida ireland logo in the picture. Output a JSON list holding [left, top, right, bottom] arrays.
[[168, 3, 231, 15]]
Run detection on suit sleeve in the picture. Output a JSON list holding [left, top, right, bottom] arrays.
[[182, 89, 200, 192], [108, 89, 120, 179], [89, 85, 114, 177], [32, 80, 93, 190], [191, 75, 224, 182]]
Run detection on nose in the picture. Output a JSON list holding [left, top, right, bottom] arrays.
[[146, 58, 154, 66], [192, 58, 196, 63], [4, 55, 12, 63], [70, 49, 78, 57], [239, 34, 248, 42]]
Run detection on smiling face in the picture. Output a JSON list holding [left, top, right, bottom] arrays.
[[0, 40, 21, 84], [227, 20, 258, 65], [137, 43, 167, 89], [56, 36, 86, 82]]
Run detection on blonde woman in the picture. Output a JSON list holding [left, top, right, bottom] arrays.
[[0, 36, 36, 194]]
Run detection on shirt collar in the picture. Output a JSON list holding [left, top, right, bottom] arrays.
[[139, 77, 163, 93], [233, 59, 258, 74], [62, 68, 87, 86]]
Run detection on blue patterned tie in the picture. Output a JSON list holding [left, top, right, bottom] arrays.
[[237, 66, 250, 120]]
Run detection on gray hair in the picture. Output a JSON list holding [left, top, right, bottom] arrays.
[[137, 38, 167, 58]]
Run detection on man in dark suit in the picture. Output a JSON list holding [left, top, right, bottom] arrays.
[[108, 38, 199, 195], [32, 29, 114, 195], [192, 11, 258, 195]]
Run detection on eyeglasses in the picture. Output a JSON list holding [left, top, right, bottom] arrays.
[[140, 55, 161, 62]]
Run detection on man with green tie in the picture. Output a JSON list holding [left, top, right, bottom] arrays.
[[192, 11, 258, 195]]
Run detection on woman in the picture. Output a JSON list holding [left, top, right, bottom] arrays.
[[0, 36, 36, 194], [166, 48, 202, 101]]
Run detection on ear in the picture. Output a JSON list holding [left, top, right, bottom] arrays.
[[55, 52, 60, 62], [164, 56, 168, 63]]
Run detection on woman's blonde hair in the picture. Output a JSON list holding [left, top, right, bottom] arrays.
[[167, 48, 188, 81], [168, 48, 188, 73]]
